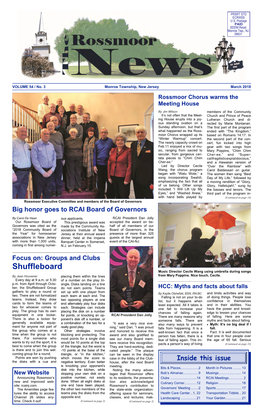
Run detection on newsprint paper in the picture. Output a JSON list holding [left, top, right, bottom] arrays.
[[2, 2, 263, 411]]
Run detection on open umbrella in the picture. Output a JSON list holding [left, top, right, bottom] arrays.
[[202, 211, 236, 230]]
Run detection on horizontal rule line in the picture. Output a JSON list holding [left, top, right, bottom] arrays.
[[12, 251, 106, 253]]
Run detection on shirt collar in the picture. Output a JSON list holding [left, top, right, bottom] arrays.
[[15, 137, 26, 144], [40, 140, 51, 145], [127, 265, 137, 273], [138, 138, 146, 147]]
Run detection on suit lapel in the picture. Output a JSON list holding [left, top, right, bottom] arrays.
[[122, 266, 129, 287]]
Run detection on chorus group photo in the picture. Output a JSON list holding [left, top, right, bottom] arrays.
[[159, 203, 251, 268], [12, 93, 154, 200]]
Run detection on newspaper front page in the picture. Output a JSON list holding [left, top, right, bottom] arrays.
[[3, 3, 262, 411]]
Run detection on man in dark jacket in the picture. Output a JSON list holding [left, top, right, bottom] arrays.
[[80, 113, 99, 143], [65, 103, 77, 127], [178, 227, 218, 267], [131, 126, 153, 199], [93, 127, 114, 198]]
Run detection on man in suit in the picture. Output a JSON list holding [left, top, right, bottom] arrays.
[[65, 103, 77, 127], [229, 248, 238, 260], [55, 98, 63, 113], [81, 112, 99, 142], [12, 126, 31, 199], [131, 126, 153, 199], [233, 247, 250, 267], [110, 249, 153, 312]]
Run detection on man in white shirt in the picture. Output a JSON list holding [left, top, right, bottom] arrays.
[[76, 105, 84, 124], [37, 95, 49, 125]]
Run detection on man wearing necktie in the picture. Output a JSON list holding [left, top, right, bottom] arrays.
[[110, 249, 153, 312], [131, 126, 154, 199], [31, 129, 56, 199]]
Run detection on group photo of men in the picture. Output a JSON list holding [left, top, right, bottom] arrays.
[[12, 93, 154, 200]]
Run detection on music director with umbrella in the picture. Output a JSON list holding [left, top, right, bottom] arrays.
[[177, 211, 236, 267]]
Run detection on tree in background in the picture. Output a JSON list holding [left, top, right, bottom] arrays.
[[55, 18, 215, 75], [22, 48, 54, 78]]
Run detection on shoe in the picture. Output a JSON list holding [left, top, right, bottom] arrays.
[[68, 190, 73, 194], [57, 191, 62, 197], [76, 188, 82, 193], [51, 191, 56, 197]]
